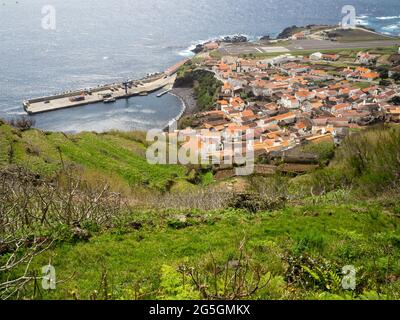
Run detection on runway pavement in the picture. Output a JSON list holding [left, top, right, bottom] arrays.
[[219, 39, 400, 56]]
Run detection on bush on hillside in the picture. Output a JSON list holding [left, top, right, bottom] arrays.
[[0, 165, 124, 299], [302, 125, 400, 195], [389, 95, 400, 105], [176, 69, 222, 111], [337, 126, 400, 193], [7, 116, 35, 131]]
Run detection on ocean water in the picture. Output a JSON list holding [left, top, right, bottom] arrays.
[[0, 0, 399, 132]]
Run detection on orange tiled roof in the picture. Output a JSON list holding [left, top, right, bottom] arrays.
[[271, 112, 296, 121], [361, 72, 379, 79], [334, 103, 351, 111], [223, 82, 232, 90], [241, 109, 255, 117], [356, 67, 371, 74], [311, 69, 327, 75], [296, 90, 314, 98]]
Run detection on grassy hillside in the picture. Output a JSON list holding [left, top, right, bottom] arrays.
[[328, 28, 397, 42], [0, 121, 186, 192], [11, 197, 400, 300], [290, 124, 400, 197], [1, 121, 400, 300]]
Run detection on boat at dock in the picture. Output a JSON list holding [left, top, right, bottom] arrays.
[[103, 97, 116, 103], [156, 89, 171, 98]]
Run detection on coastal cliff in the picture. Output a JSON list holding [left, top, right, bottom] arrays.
[[173, 65, 223, 128]]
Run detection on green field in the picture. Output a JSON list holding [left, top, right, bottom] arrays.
[[330, 28, 397, 43], [1, 122, 400, 300], [10, 197, 400, 300]]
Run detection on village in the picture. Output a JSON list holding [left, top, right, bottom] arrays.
[[168, 44, 400, 168]]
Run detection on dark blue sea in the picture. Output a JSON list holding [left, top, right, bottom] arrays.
[[0, 0, 399, 132]]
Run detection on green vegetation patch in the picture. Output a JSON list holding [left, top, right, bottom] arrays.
[[22, 201, 400, 300], [0, 123, 186, 191]]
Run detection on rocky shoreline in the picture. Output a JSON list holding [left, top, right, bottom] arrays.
[[191, 35, 249, 54], [170, 87, 199, 117], [163, 87, 199, 131]]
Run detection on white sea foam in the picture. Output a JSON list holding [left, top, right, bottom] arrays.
[[7, 111, 26, 116], [376, 16, 400, 20], [356, 19, 369, 26], [123, 108, 156, 115], [178, 47, 196, 57], [1, 106, 21, 112], [177, 37, 213, 57], [178, 34, 252, 57], [382, 24, 400, 31], [139, 109, 156, 114], [355, 14, 370, 26]]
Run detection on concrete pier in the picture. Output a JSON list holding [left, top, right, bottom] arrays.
[[23, 58, 190, 115], [23, 74, 177, 115]]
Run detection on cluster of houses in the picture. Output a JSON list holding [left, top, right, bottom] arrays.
[[170, 49, 400, 163]]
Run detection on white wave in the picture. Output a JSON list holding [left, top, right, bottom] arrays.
[[178, 48, 196, 57], [139, 109, 156, 114], [124, 117, 153, 126], [376, 16, 400, 20], [178, 33, 252, 57], [69, 74, 122, 82], [356, 15, 369, 19], [177, 38, 212, 57], [7, 111, 26, 116], [123, 108, 156, 114], [1, 106, 20, 112], [382, 24, 400, 31], [356, 19, 369, 26]]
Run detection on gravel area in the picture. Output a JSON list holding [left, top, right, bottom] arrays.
[[170, 87, 199, 117]]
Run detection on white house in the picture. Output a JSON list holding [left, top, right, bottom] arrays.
[[280, 95, 300, 109], [310, 52, 323, 61]]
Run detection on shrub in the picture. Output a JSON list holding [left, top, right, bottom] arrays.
[[305, 125, 400, 195], [338, 126, 400, 193], [294, 229, 327, 254], [159, 265, 200, 300], [301, 140, 335, 165], [178, 69, 222, 111], [379, 79, 391, 87], [7, 116, 35, 131], [283, 254, 342, 293], [389, 95, 400, 105], [228, 192, 285, 213]]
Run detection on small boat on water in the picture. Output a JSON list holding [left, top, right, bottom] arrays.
[[103, 97, 116, 103], [139, 92, 148, 96], [157, 89, 171, 98]]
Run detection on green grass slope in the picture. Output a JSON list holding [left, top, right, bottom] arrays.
[[0, 122, 186, 191], [25, 199, 400, 300], [2, 121, 400, 300]]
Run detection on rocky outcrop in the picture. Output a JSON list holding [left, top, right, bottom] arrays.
[[191, 43, 205, 54], [259, 35, 271, 41], [277, 25, 300, 39], [221, 35, 248, 43]]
